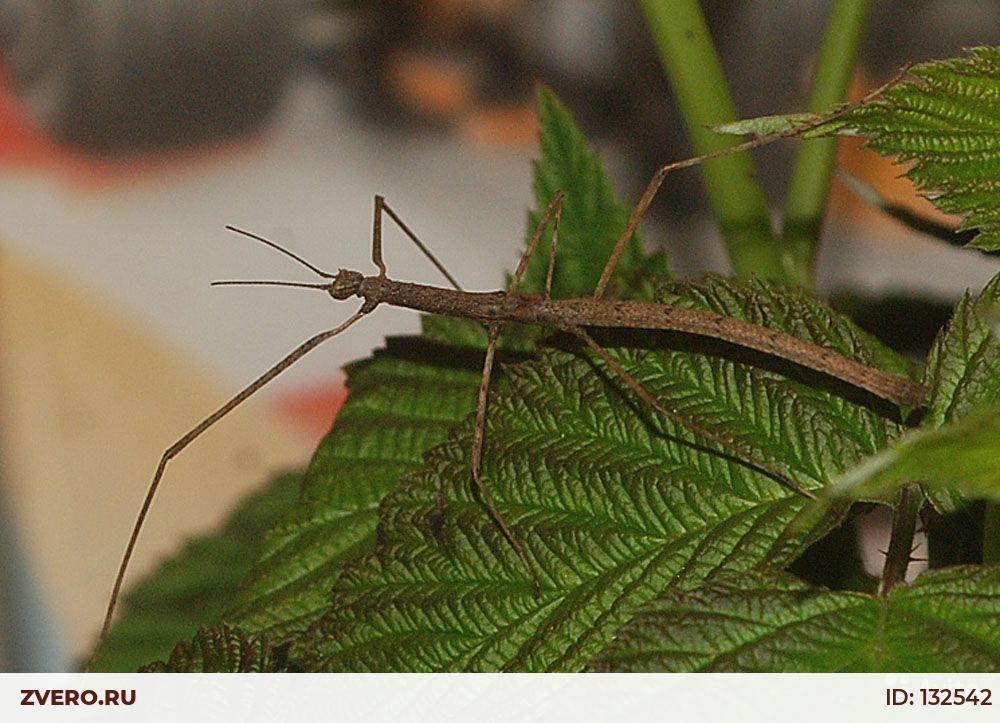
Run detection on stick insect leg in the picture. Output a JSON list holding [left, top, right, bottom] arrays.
[[372, 195, 388, 278], [511, 191, 565, 293], [380, 200, 464, 292], [591, 67, 913, 300], [462, 193, 565, 595], [85, 308, 370, 671], [544, 198, 563, 300], [566, 325, 814, 500], [470, 323, 541, 595], [593, 167, 668, 299]]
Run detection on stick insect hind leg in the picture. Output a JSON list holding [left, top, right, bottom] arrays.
[[87, 195, 464, 670], [580, 151, 819, 498], [564, 326, 812, 499]]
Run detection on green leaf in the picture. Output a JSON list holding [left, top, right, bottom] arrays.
[[713, 113, 826, 138], [828, 405, 1000, 502], [799, 278, 1000, 514], [88, 472, 300, 672], [224, 86, 674, 644], [521, 86, 670, 299], [922, 272, 1000, 510], [289, 276, 906, 672], [223, 338, 482, 639], [837, 47, 1000, 250], [925, 273, 1000, 426], [141, 625, 283, 672], [715, 47, 1000, 250], [590, 567, 1000, 672]]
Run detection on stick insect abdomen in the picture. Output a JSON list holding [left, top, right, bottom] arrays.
[[536, 298, 927, 407]]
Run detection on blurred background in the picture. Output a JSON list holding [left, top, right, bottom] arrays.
[[0, 0, 997, 671]]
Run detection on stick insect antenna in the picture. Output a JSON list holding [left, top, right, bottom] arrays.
[[225, 225, 335, 279], [211, 279, 333, 290], [85, 308, 369, 672]]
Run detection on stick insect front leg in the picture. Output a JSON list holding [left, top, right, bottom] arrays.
[[88, 195, 464, 670], [86, 309, 369, 671], [373, 195, 465, 292]]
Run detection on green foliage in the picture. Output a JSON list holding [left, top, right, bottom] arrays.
[[717, 48, 1000, 251], [220, 87, 673, 646], [829, 405, 1000, 502], [89, 473, 300, 672], [222, 343, 483, 640], [141, 625, 283, 673], [128, 45, 1000, 674], [841, 47, 1000, 250], [287, 276, 906, 671], [806, 274, 1000, 515], [591, 568, 1000, 672], [924, 273, 1000, 428], [522, 87, 670, 300], [921, 272, 1000, 511]]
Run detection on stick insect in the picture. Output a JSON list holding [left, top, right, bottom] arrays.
[[87, 69, 922, 670]]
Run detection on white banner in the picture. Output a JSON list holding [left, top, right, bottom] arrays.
[[3, 673, 998, 722]]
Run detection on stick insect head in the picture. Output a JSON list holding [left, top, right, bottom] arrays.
[[328, 268, 365, 300], [218, 226, 364, 300]]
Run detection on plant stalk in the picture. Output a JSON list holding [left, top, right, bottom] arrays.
[[637, 0, 798, 285], [782, 0, 873, 272], [879, 486, 920, 598]]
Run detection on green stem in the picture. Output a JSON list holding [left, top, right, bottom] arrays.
[[782, 0, 873, 272], [638, 0, 798, 285], [984, 503, 1000, 565]]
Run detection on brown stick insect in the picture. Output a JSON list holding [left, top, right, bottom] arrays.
[[87, 69, 923, 669]]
